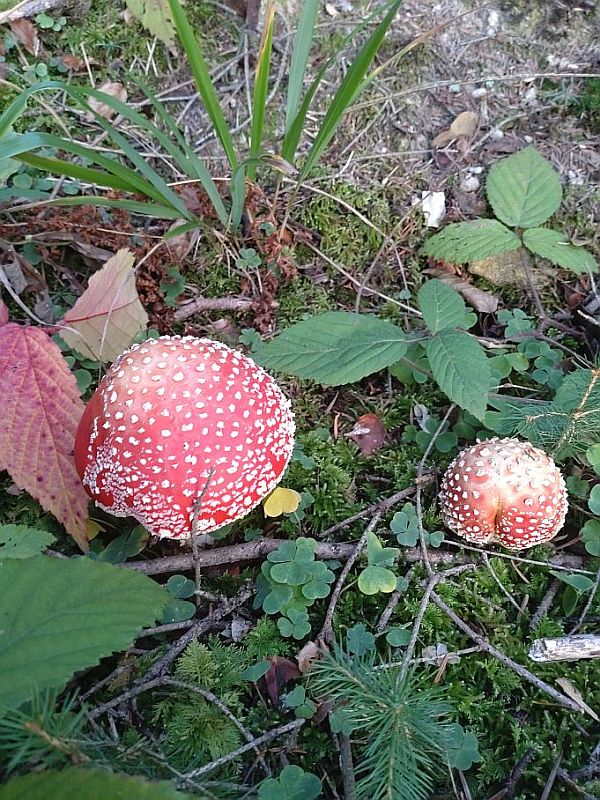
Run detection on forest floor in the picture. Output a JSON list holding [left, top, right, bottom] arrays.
[[0, 0, 599, 798]]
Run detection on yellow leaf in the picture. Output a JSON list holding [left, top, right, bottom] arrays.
[[263, 487, 302, 518], [60, 249, 148, 363]]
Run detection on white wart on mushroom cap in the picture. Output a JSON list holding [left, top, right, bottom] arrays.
[[74, 336, 295, 539], [439, 437, 568, 550]]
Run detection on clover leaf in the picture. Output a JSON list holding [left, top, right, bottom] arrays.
[[347, 623, 375, 655], [357, 532, 398, 595], [278, 609, 311, 639], [446, 724, 481, 771], [283, 685, 317, 719], [258, 765, 321, 800], [581, 519, 600, 556]]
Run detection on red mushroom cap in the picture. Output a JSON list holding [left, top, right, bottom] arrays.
[[439, 437, 568, 550], [74, 336, 295, 539]]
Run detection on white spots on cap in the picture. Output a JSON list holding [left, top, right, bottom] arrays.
[[79, 334, 295, 541], [439, 437, 567, 551]]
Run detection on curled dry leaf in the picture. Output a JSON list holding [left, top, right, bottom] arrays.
[[348, 412, 386, 456], [0, 324, 89, 549], [86, 82, 127, 120], [61, 248, 148, 362], [424, 268, 499, 313], [264, 656, 300, 704], [555, 677, 599, 721], [9, 18, 40, 56], [165, 219, 200, 262], [297, 640, 320, 673], [432, 111, 479, 147]]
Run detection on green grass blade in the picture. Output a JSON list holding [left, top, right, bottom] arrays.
[[285, 0, 318, 133], [248, 0, 275, 181], [3, 195, 185, 218], [300, 0, 401, 180], [167, 0, 238, 169], [3, 132, 168, 201], [229, 165, 246, 230], [281, 6, 378, 163], [18, 153, 142, 194]]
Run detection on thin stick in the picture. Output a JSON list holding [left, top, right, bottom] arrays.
[[570, 565, 600, 635], [318, 512, 384, 645], [529, 579, 561, 631], [430, 591, 583, 714], [179, 719, 305, 782]]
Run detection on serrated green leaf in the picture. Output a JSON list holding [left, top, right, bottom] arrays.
[[523, 227, 598, 273], [0, 768, 189, 800], [425, 331, 491, 420], [421, 220, 521, 264], [0, 556, 168, 712], [418, 279, 467, 333], [486, 146, 562, 228], [0, 525, 55, 558], [252, 312, 407, 385]]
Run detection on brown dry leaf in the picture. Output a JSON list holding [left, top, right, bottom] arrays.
[[0, 298, 8, 327], [165, 219, 200, 262], [432, 111, 479, 147], [0, 324, 89, 549], [264, 656, 300, 704], [59, 54, 86, 71], [297, 640, 320, 673], [348, 412, 386, 456], [556, 678, 599, 721], [424, 268, 499, 313], [86, 82, 127, 120], [9, 18, 40, 56], [61, 249, 148, 362]]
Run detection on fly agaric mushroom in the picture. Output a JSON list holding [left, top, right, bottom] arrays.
[[439, 437, 567, 550], [74, 336, 295, 539]]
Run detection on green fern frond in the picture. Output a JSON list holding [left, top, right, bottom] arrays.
[[310, 648, 454, 800], [245, 617, 292, 660]]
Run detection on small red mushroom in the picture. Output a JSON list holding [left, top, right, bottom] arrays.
[[439, 437, 568, 550], [74, 335, 295, 540]]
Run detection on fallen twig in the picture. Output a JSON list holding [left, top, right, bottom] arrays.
[[173, 295, 254, 321], [528, 634, 600, 663], [528, 578, 562, 631], [179, 719, 305, 782], [430, 591, 584, 713], [487, 748, 536, 800]]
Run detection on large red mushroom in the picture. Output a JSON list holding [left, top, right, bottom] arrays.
[[439, 437, 567, 550], [74, 336, 295, 539]]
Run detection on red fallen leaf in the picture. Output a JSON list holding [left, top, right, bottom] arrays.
[[0, 324, 89, 549], [348, 412, 386, 456], [9, 18, 40, 56], [264, 656, 300, 704], [59, 54, 86, 71]]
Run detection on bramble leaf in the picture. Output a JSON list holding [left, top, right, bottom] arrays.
[[418, 279, 468, 333], [0, 556, 168, 712], [523, 227, 598, 273], [486, 146, 562, 228], [0, 525, 55, 559], [251, 311, 407, 385], [0, 324, 89, 548], [125, 0, 175, 46], [61, 249, 148, 363], [421, 219, 520, 264], [0, 768, 189, 799], [425, 330, 490, 421]]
